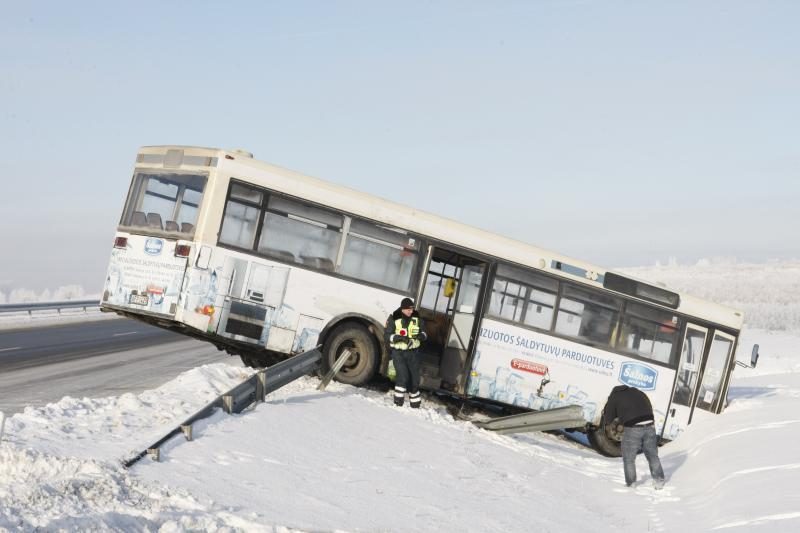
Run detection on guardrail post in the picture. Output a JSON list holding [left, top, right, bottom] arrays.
[[256, 370, 267, 402], [222, 395, 234, 414], [317, 348, 352, 391]]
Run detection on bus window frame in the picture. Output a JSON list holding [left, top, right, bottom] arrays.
[[118, 168, 209, 237], [615, 300, 681, 366], [484, 260, 686, 370], [213, 178, 734, 379], [216, 178, 427, 296], [693, 329, 737, 414]]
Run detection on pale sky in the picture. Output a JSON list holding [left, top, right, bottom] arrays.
[[1, 1, 798, 293]]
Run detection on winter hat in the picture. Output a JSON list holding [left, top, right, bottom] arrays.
[[400, 297, 415, 309]]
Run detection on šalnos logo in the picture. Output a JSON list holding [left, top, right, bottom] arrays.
[[144, 238, 164, 256], [618, 361, 658, 391]]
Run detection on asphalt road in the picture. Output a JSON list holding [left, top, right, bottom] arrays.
[[0, 318, 242, 414]]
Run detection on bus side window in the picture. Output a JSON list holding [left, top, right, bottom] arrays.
[[618, 302, 679, 365], [555, 284, 621, 346]]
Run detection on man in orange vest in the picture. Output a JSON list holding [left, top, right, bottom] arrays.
[[385, 298, 427, 408]]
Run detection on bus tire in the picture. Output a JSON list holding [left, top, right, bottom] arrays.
[[322, 323, 379, 386], [588, 420, 623, 457]]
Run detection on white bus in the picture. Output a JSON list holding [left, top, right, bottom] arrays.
[[101, 145, 751, 455]]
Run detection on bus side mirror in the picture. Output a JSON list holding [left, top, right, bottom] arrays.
[[750, 344, 759, 368], [736, 343, 759, 369]]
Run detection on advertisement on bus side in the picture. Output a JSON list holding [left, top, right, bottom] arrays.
[[102, 235, 187, 317], [468, 318, 681, 437]]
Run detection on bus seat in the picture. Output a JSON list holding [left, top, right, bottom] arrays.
[[146, 212, 164, 230], [270, 250, 296, 262], [165, 220, 179, 232], [132, 211, 147, 227], [300, 255, 334, 270], [181, 222, 194, 233]]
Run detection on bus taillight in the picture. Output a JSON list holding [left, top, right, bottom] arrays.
[[114, 236, 128, 249], [175, 244, 191, 258]]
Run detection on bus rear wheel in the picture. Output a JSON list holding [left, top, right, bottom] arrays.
[[322, 323, 379, 386], [588, 420, 623, 457]]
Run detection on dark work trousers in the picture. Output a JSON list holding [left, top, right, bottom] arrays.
[[391, 348, 421, 407], [621, 425, 665, 487]]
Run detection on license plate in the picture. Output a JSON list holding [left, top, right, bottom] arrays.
[[129, 294, 149, 306]]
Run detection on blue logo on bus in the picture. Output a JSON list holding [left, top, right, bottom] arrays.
[[618, 362, 658, 391], [144, 238, 163, 256]]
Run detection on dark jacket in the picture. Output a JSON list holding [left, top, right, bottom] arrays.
[[603, 385, 654, 427], [384, 308, 426, 350]]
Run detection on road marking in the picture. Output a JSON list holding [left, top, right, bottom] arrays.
[[0, 347, 21, 352], [112, 331, 138, 337]]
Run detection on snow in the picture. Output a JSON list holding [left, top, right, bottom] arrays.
[[2, 261, 800, 532], [0, 286, 94, 306]]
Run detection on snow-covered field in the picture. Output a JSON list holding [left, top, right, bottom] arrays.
[[1, 260, 799, 532]]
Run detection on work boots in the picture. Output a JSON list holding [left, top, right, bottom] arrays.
[[409, 391, 421, 409], [393, 386, 406, 406]]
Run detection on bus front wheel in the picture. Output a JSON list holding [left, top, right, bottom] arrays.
[[588, 420, 623, 457], [322, 323, 379, 386]]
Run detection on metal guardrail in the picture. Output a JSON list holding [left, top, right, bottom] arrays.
[[123, 346, 325, 468], [473, 405, 587, 434], [0, 299, 100, 315]]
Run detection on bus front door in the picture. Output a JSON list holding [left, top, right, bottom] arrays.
[[417, 248, 487, 393], [667, 325, 738, 439], [692, 330, 737, 418], [667, 324, 708, 438]]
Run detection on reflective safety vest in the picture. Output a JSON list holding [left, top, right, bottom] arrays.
[[390, 316, 422, 350]]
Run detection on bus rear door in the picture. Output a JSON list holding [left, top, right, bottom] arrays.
[[417, 247, 488, 393]]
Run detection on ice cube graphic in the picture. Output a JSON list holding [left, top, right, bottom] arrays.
[[466, 373, 480, 396], [293, 327, 320, 353], [477, 376, 493, 397], [489, 366, 511, 401], [529, 393, 551, 411]]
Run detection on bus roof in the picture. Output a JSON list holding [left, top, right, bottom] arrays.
[[138, 145, 744, 330]]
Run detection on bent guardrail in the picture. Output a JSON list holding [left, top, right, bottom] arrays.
[[0, 299, 100, 316], [123, 346, 325, 468]]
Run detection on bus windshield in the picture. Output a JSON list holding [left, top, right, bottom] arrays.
[[120, 171, 207, 235]]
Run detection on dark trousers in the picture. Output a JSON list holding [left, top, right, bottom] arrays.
[[621, 425, 665, 486], [391, 349, 420, 393]]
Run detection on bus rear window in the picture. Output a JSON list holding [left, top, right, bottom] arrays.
[[121, 172, 207, 235]]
